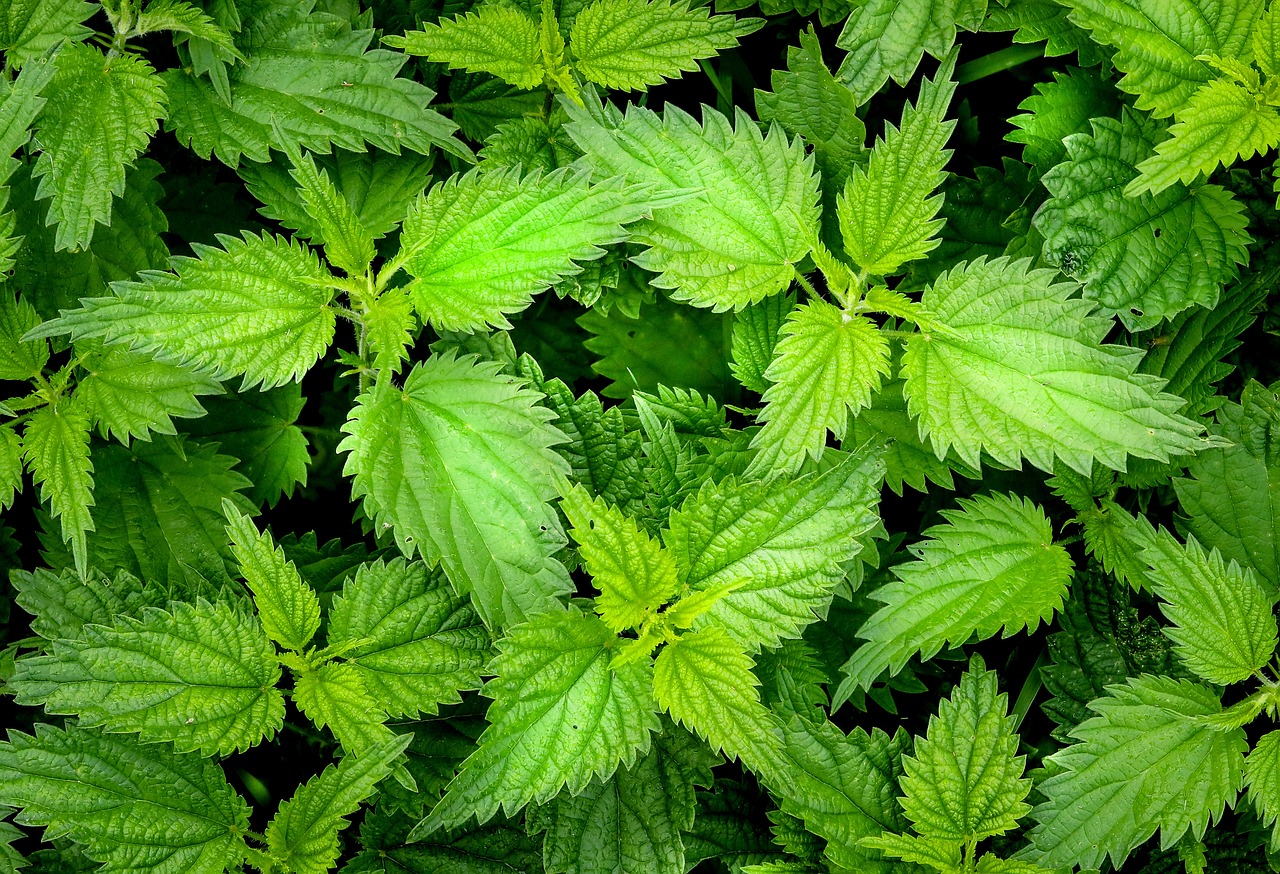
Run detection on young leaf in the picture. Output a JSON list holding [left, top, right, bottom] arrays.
[[902, 257, 1211, 474], [1246, 730, 1280, 852], [837, 494, 1072, 699], [74, 340, 222, 445], [224, 500, 321, 653], [418, 609, 659, 834], [9, 598, 285, 757], [666, 445, 885, 650], [32, 42, 166, 251], [1059, 0, 1261, 118], [363, 285, 415, 374], [0, 0, 94, 69], [130, 0, 239, 53], [837, 50, 957, 276], [0, 288, 47, 380], [385, 5, 546, 90], [1034, 109, 1250, 331], [568, 0, 761, 91], [22, 401, 93, 575], [560, 482, 680, 631], [1027, 675, 1248, 870], [744, 299, 891, 477], [282, 146, 376, 279], [398, 168, 649, 331], [1139, 528, 1277, 685], [339, 352, 572, 628], [291, 660, 396, 756], [32, 232, 337, 389], [325, 558, 491, 718], [265, 734, 411, 874], [563, 94, 819, 310], [653, 626, 788, 787], [859, 833, 960, 870], [0, 724, 250, 874], [900, 657, 1031, 842]]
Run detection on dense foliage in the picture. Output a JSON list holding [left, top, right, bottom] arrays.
[[1, 0, 1280, 872]]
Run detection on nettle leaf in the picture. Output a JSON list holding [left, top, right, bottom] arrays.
[[1028, 676, 1247, 870], [653, 626, 786, 785], [326, 558, 491, 718], [0, 287, 47, 380], [837, 493, 1072, 699], [266, 734, 411, 874], [1035, 109, 1250, 332], [561, 483, 679, 632], [982, 0, 1108, 65], [563, 94, 819, 311], [0, 724, 250, 874], [1006, 66, 1121, 171], [0, 426, 21, 511], [131, 0, 239, 49], [900, 658, 1031, 842], [837, 50, 957, 277], [902, 257, 1210, 475], [775, 716, 910, 873], [224, 501, 321, 652], [1129, 77, 1280, 197], [282, 145, 376, 279], [834, 0, 983, 106], [745, 299, 890, 478], [9, 599, 285, 757], [860, 833, 960, 870], [292, 659, 396, 755], [666, 445, 884, 651], [164, 3, 467, 166], [33, 232, 337, 389], [1246, 730, 1280, 852], [419, 608, 659, 834], [385, 4, 546, 90], [1175, 382, 1280, 590], [31, 42, 166, 252], [568, 0, 761, 91], [74, 340, 222, 445], [534, 378, 644, 510], [11, 566, 164, 641], [339, 352, 572, 629], [399, 168, 648, 332], [22, 400, 93, 575], [1139, 528, 1277, 685], [1060, 0, 1261, 118], [730, 291, 794, 395], [0, 0, 94, 69]]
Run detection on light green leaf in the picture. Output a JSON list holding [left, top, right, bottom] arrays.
[[224, 500, 321, 653], [0, 286, 46, 380], [399, 167, 649, 331], [666, 445, 884, 651], [74, 340, 222, 445], [835, 0, 983, 106], [384, 5, 545, 90], [164, 5, 468, 167], [563, 94, 819, 310], [0, 0, 94, 69], [131, 0, 239, 53], [1255, 1, 1280, 78], [0, 724, 250, 874], [9, 599, 285, 757], [33, 232, 337, 390], [1027, 675, 1247, 870], [1128, 78, 1280, 197], [32, 42, 166, 251], [340, 352, 571, 629], [266, 734, 411, 874], [22, 400, 92, 575], [1060, 0, 1262, 118], [1006, 66, 1122, 171], [10, 566, 164, 641], [1139, 528, 1277, 685], [730, 290, 793, 395], [418, 608, 659, 833], [837, 51, 956, 276], [283, 146, 376, 279], [775, 716, 910, 873], [560, 482, 679, 632], [902, 257, 1211, 474], [900, 657, 1031, 841], [363, 285, 415, 374], [859, 832, 960, 870], [836, 494, 1072, 698], [1035, 109, 1250, 331], [292, 660, 395, 756], [1175, 381, 1280, 591], [1246, 730, 1280, 852], [326, 557, 491, 718], [653, 626, 787, 786], [569, 0, 760, 91], [745, 299, 890, 478], [0, 426, 20, 511]]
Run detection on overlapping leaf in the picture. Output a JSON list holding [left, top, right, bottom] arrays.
[[225, 501, 320, 653], [22, 401, 93, 575], [10, 567, 163, 641], [292, 660, 396, 756], [386, 5, 546, 90], [0, 0, 94, 68], [1246, 730, 1280, 852]]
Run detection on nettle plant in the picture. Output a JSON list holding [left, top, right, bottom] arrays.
[[2, 0, 1280, 872]]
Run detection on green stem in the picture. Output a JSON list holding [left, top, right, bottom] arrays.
[[792, 269, 819, 301], [956, 43, 1045, 85]]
